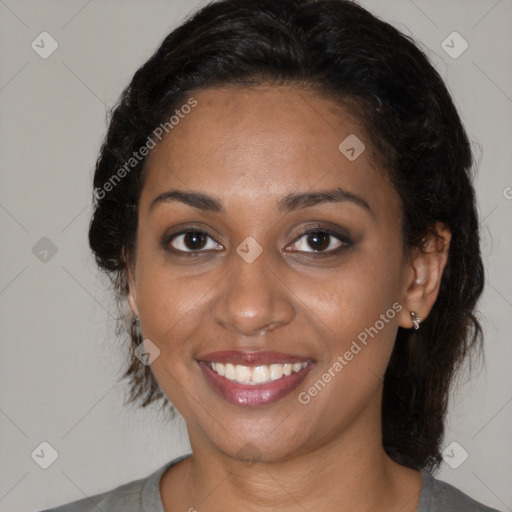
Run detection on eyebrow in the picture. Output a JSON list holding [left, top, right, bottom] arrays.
[[149, 187, 374, 218]]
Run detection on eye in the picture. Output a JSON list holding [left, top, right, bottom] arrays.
[[287, 228, 352, 254], [165, 229, 222, 254], [163, 226, 352, 256]]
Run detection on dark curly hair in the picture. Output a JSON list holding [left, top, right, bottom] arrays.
[[88, 0, 484, 472]]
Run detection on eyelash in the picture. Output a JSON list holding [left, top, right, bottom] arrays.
[[162, 225, 353, 257]]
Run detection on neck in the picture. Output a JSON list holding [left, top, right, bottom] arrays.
[[161, 410, 422, 511]]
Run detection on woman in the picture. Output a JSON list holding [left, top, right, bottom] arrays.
[[43, 0, 501, 510]]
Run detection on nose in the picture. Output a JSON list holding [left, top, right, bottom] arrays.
[[211, 249, 296, 337]]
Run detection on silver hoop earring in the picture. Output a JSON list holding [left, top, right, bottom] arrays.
[[410, 311, 422, 331]]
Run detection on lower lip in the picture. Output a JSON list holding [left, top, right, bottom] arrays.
[[198, 362, 313, 407]]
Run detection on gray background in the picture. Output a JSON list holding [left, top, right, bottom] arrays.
[[0, 0, 511, 510]]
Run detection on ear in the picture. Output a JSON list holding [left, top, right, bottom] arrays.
[[124, 249, 139, 317], [397, 222, 451, 329]]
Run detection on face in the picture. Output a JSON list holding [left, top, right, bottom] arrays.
[[127, 85, 419, 463]]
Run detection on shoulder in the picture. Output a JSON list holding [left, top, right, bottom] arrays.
[[419, 469, 503, 512], [38, 477, 147, 512], [39, 473, 151, 512], [39, 454, 191, 512]]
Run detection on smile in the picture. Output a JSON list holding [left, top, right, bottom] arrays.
[[197, 351, 314, 406]]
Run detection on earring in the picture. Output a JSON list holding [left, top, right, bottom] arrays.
[[132, 315, 142, 342], [410, 311, 422, 331]]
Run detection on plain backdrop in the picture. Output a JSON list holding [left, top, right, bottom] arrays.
[[1, 0, 511, 510]]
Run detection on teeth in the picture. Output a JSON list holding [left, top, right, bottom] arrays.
[[269, 364, 283, 381], [225, 363, 236, 381], [208, 361, 307, 385], [235, 364, 252, 383], [216, 362, 225, 377], [252, 365, 270, 383]]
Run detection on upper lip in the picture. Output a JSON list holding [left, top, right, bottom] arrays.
[[196, 350, 313, 366]]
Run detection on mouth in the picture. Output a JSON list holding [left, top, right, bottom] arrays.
[[197, 350, 314, 407]]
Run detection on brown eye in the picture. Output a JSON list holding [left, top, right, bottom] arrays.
[[288, 229, 352, 254], [306, 232, 331, 251], [183, 232, 208, 250], [166, 230, 222, 253]]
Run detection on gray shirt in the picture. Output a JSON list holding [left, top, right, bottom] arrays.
[[41, 454, 502, 512]]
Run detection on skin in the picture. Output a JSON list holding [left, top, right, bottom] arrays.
[[126, 85, 451, 511]]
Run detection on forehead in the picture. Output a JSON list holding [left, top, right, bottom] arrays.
[[140, 85, 399, 219]]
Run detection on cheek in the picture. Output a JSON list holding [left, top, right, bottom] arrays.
[[136, 269, 207, 348], [298, 242, 403, 338], [134, 264, 213, 410], [291, 255, 402, 426], [133, 246, 229, 378]]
